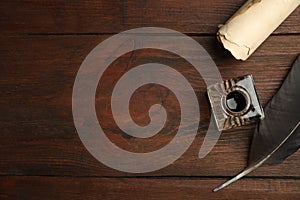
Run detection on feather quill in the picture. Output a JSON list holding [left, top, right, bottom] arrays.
[[213, 55, 300, 192]]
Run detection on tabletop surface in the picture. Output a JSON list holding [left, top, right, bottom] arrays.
[[0, 1, 299, 199]]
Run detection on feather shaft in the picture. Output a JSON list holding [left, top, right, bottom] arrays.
[[213, 121, 300, 192]]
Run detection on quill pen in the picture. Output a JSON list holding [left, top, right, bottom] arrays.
[[214, 55, 300, 192]]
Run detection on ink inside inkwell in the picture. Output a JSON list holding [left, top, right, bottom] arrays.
[[226, 91, 248, 113]]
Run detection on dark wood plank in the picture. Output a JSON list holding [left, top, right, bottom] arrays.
[[0, 35, 299, 177], [0, 0, 299, 34], [0, 176, 299, 200]]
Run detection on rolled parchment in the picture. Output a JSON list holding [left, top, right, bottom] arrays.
[[217, 0, 300, 61]]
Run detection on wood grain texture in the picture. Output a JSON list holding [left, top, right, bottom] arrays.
[[0, 35, 299, 177], [1, 0, 300, 199], [0, 0, 299, 34], [0, 176, 299, 200]]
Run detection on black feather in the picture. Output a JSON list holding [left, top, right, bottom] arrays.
[[213, 55, 300, 192], [249, 55, 300, 164]]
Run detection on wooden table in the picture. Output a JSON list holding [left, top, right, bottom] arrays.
[[0, 1, 299, 199]]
